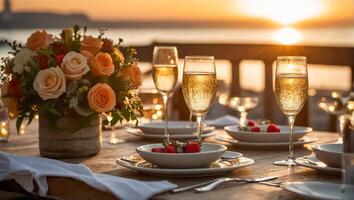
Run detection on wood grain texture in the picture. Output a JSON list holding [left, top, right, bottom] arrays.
[[0, 120, 340, 200]]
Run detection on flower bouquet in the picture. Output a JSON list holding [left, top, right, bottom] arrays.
[[0, 26, 143, 158]]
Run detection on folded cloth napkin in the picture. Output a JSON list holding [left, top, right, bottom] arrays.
[[205, 115, 239, 128], [0, 152, 176, 200]]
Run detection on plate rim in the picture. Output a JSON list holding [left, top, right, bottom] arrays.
[[215, 136, 318, 146], [127, 127, 217, 139], [224, 125, 313, 135], [116, 156, 254, 175], [282, 181, 342, 200], [294, 156, 341, 174]]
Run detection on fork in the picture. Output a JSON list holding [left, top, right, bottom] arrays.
[[195, 176, 278, 192]]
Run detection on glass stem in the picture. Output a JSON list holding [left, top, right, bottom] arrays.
[[189, 112, 193, 127], [196, 115, 204, 145], [240, 111, 248, 126], [162, 94, 169, 144], [338, 115, 346, 139], [287, 115, 296, 161]]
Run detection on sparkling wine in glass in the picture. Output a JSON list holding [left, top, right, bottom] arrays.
[[182, 56, 217, 144], [152, 46, 178, 143], [274, 56, 308, 166]]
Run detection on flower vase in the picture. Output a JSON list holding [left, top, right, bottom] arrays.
[[38, 115, 102, 159]]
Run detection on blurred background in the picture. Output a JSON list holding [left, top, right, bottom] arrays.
[[0, 0, 353, 131]]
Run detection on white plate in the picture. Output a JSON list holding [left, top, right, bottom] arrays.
[[127, 128, 216, 140], [136, 143, 227, 168], [224, 125, 313, 143], [216, 136, 317, 149], [295, 156, 341, 174], [117, 156, 254, 177], [282, 181, 350, 200], [138, 121, 214, 135], [312, 143, 342, 168]]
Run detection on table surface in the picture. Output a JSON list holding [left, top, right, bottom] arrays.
[[0, 120, 340, 200]]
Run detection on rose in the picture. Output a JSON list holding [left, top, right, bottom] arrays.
[[26, 30, 54, 51], [80, 36, 103, 55], [51, 42, 69, 55], [8, 78, 22, 99], [33, 67, 66, 100], [80, 50, 94, 66], [13, 48, 37, 74], [101, 38, 113, 52], [34, 54, 49, 70], [61, 51, 90, 80], [119, 63, 142, 87], [87, 83, 116, 113], [91, 52, 115, 76]]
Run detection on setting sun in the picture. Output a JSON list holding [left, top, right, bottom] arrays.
[[238, 0, 325, 25], [273, 27, 302, 45]]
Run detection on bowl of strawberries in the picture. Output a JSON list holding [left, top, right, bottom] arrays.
[[224, 120, 313, 143], [136, 141, 227, 168]]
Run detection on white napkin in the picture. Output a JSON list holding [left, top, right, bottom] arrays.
[[0, 152, 176, 200], [206, 115, 239, 128]]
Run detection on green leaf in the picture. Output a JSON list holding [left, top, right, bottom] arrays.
[[16, 115, 25, 134], [48, 107, 61, 116]]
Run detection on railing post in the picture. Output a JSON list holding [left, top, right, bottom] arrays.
[[230, 59, 241, 96]]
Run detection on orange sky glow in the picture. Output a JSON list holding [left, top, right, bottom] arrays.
[[0, 0, 353, 26]]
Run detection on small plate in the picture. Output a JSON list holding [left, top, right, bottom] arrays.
[[295, 156, 341, 174], [117, 155, 254, 177], [282, 181, 349, 200], [127, 128, 216, 140], [216, 136, 317, 149], [312, 143, 342, 168], [138, 121, 214, 135], [224, 125, 312, 143], [136, 143, 227, 168]]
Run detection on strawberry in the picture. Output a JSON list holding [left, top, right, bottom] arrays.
[[250, 126, 261, 132], [164, 145, 177, 153], [267, 123, 280, 132], [247, 120, 256, 127], [151, 148, 163, 153], [184, 142, 201, 153]]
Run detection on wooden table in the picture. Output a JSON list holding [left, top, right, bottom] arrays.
[[0, 121, 340, 200]]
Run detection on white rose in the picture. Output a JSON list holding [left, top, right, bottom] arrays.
[[61, 51, 90, 80], [13, 48, 37, 74], [33, 67, 66, 100]]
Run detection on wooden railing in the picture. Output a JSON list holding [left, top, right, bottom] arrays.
[[127, 43, 354, 129]]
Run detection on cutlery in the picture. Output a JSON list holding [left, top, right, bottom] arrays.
[[171, 178, 222, 193], [195, 176, 278, 192]]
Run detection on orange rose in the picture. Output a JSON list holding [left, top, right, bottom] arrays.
[[119, 63, 142, 87], [80, 50, 94, 66], [87, 83, 116, 113], [91, 52, 115, 76], [80, 36, 103, 55], [26, 30, 54, 51]]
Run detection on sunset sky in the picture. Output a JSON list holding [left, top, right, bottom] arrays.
[[1, 0, 353, 26]]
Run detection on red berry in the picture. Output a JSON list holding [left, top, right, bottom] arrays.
[[267, 123, 280, 132], [184, 142, 201, 153], [250, 126, 261, 132], [151, 148, 163, 153], [164, 145, 177, 153], [247, 120, 256, 127]]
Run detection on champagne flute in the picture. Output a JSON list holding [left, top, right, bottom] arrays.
[[229, 96, 259, 127], [182, 56, 217, 144], [274, 56, 308, 166], [152, 46, 178, 144]]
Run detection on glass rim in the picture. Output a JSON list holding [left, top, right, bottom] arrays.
[[154, 46, 177, 49], [185, 55, 215, 60], [277, 56, 306, 60]]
